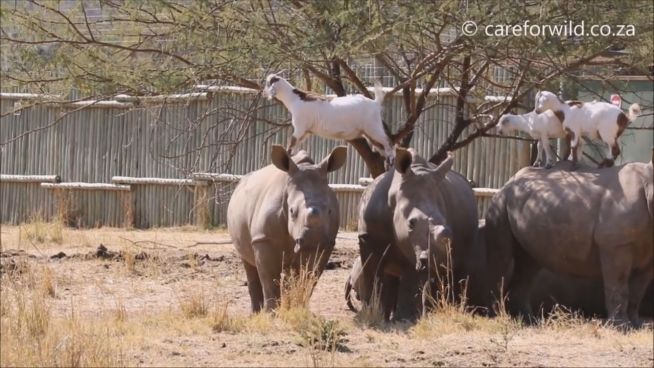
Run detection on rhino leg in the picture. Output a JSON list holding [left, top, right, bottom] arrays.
[[357, 235, 382, 307], [253, 242, 284, 311], [507, 248, 539, 323], [599, 247, 631, 326], [627, 265, 653, 327], [243, 261, 264, 312], [380, 274, 399, 321], [395, 271, 421, 321]]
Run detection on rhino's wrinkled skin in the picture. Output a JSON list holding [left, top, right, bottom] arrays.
[[478, 221, 653, 318], [356, 148, 485, 320], [485, 159, 654, 326], [227, 145, 346, 311]]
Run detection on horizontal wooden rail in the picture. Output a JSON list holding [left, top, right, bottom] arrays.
[[111, 176, 206, 186], [114, 93, 208, 103], [41, 182, 131, 191], [358, 177, 373, 186], [0, 92, 62, 100], [473, 188, 500, 197], [1, 174, 61, 183], [330, 184, 366, 193], [192, 173, 243, 183]]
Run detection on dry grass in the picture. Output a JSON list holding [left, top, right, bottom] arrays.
[[20, 214, 64, 245], [179, 288, 209, 319], [113, 298, 128, 323], [354, 281, 385, 328], [279, 264, 319, 311], [0, 270, 124, 367], [1, 226, 651, 367], [122, 249, 137, 275], [277, 262, 321, 331], [39, 265, 57, 298], [211, 303, 275, 335], [211, 301, 241, 333], [413, 244, 522, 342]]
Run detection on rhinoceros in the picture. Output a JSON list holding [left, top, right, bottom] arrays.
[[356, 148, 485, 320], [485, 157, 653, 326], [479, 220, 653, 318], [227, 145, 346, 311]]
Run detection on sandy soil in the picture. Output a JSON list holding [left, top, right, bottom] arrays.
[[1, 225, 652, 367]]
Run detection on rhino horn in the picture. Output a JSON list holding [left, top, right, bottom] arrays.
[[271, 144, 298, 174], [318, 146, 348, 172]]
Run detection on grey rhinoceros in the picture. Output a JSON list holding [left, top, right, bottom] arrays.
[[479, 220, 653, 318], [485, 157, 653, 326], [227, 145, 347, 311], [356, 148, 485, 320]]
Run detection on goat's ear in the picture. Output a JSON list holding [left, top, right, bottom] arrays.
[[319, 146, 347, 173], [431, 152, 454, 180], [271, 145, 298, 174], [395, 147, 413, 175]]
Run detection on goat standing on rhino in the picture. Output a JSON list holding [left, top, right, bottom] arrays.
[[227, 145, 347, 311], [263, 74, 395, 166]]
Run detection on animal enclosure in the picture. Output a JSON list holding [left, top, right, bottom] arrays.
[[1, 88, 530, 228]]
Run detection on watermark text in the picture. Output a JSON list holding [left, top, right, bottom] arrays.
[[461, 20, 636, 37]]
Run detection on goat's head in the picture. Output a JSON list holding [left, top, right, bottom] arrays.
[[496, 114, 514, 136], [497, 112, 535, 136], [264, 74, 285, 101], [534, 90, 562, 114]]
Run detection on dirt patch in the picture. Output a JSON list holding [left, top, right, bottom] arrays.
[[1, 226, 652, 367]]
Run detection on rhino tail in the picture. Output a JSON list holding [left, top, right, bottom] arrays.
[[345, 277, 358, 313]]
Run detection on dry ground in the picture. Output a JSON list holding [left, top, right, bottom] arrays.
[[1, 222, 652, 367]]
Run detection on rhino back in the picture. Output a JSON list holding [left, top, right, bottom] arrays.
[[437, 171, 478, 250], [358, 171, 394, 243], [501, 162, 652, 275], [227, 165, 290, 265]]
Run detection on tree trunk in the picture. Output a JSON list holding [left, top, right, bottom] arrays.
[[430, 55, 472, 164], [348, 138, 386, 178]]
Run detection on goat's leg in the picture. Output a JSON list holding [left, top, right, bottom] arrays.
[[598, 131, 619, 168], [562, 134, 572, 161], [365, 125, 395, 168], [541, 137, 557, 169], [533, 140, 544, 167], [565, 127, 580, 170], [287, 128, 309, 156]]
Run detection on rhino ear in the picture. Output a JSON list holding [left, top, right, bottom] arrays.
[[271, 145, 298, 174], [432, 151, 454, 180], [319, 146, 347, 173], [395, 147, 413, 175]]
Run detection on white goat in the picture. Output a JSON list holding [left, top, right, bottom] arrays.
[[263, 74, 394, 165], [497, 110, 568, 168], [534, 91, 641, 168]]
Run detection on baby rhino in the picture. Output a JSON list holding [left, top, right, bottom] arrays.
[[227, 145, 347, 311]]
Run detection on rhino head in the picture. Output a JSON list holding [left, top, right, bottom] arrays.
[[389, 147, 454, 272], [270, 145, 347, 264]]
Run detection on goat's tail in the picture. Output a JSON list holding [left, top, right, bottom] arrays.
[[373, 81, 386, 105], [627, 103, 641, 121]]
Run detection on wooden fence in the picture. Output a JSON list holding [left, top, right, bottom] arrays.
[[0, 88, 526, 228], [0, 173, 498, 229]]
